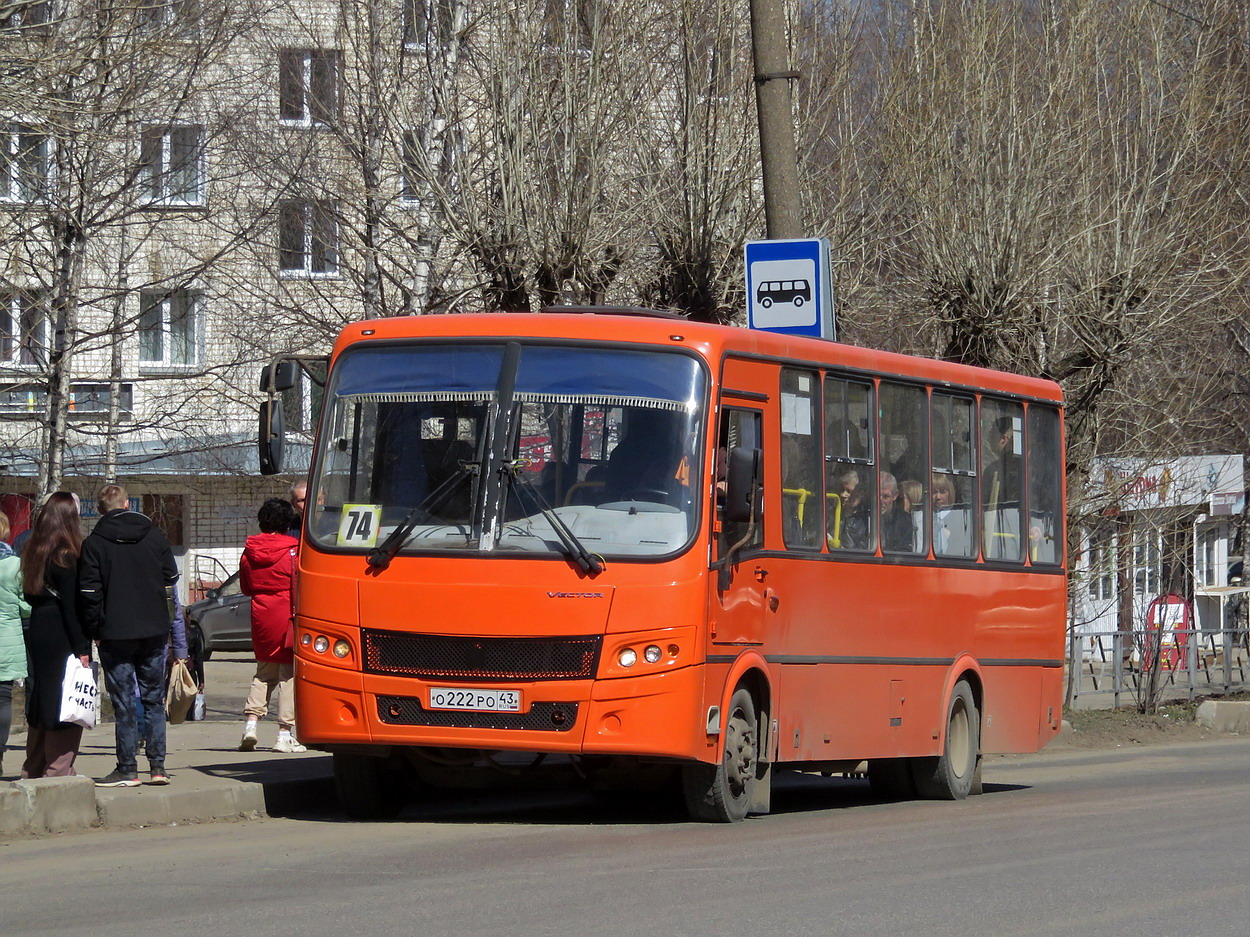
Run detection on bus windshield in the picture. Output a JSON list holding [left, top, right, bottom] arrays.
[[308, 341, 706, 560]]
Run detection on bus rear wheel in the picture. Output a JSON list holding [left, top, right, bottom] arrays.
[[681, 687, 757, 823], [911, 680, 980, 800], [333, 751, 406, 819]]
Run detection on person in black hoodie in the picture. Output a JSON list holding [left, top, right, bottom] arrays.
[[79, 484, 179, 787]]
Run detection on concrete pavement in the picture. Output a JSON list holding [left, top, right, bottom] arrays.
[[1, 656, 335, 836], [1, 716, 335, 836]]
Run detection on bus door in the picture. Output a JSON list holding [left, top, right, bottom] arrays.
[[710, 399, 768, 650]]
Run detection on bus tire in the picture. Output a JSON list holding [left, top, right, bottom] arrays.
[[792, 295, 804, 308], [333, 752, 405, 820], [681, 687, 756, 823], [911, 680, 979, 800], [867, 758, 917, 799]]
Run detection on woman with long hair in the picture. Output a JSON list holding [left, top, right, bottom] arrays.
[[21, 492, 91, 778]]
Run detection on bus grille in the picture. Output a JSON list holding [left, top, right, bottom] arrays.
[[362, 630, 601, 681], [376, 695, 579, 732]]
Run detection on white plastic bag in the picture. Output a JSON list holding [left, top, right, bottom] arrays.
[[58, 656, 99, 729]]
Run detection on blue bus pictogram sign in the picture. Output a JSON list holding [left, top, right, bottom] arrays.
[[744, 238, 835, 340]]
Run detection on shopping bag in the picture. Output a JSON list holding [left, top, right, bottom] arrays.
[[59, 656, 100, 729], [165, 658, 198, 724]]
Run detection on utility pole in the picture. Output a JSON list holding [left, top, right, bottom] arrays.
[[749, 0, 803, 240]]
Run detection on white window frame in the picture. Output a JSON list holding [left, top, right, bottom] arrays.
[[278, 49, 339, 127], [138, 288, 202, 370], [139, 125, 205, 206], [1, 124, 51, 202], [0, 288, 49, 368], [278, 199, 339, 277]]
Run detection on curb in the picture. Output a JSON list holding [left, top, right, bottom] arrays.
[[1, 768, 334, 836], [1195, 700, 1250, 734]]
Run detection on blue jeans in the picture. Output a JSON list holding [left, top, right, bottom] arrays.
[[99, 638, 167, 772]]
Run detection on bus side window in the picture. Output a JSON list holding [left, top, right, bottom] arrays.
[[980, 398, 1024, 562], [880, 381, 926, 555], [1027, 405, 1063, 564], [717, 408, 763, 557], [931, 393, 977, 559], [825, 376, 875, 552], [780, 368, 823, 550]]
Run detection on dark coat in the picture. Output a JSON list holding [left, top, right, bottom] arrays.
[[240, 532, 298, 663], [24, 561, 91, 729], [78, 510, 179, 642]]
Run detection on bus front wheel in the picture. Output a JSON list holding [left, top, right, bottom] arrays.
[[911, 680, 980, 800], [682, 687, 757, 822], [333, 751, 406, 820]]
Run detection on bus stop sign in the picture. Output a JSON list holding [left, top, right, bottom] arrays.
[[744, 237, 835, 340]]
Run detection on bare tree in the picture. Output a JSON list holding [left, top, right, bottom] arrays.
[[0, 0, 275, 498]]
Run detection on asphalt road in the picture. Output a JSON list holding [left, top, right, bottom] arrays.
[[4, 737, 1249, 937]]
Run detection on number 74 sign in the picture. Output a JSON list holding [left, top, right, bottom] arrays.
[[338, 503, 382, 547]]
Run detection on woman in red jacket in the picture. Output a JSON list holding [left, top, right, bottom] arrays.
[[237, 498, 304, 753]]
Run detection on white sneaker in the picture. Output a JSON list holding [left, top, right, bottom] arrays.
[[273, 736, 307, 754], [238, 724, 258, 752]]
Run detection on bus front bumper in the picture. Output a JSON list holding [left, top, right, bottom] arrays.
[[295, 655, 710, 762]]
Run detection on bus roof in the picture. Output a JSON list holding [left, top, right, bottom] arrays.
[[331, 311, 1063, 404]]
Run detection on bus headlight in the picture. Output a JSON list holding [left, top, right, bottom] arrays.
[[313, 635, 329, 654], [332, 639, 351, 658], [618, 648, 638, 668], [644, 644, 662, 663]]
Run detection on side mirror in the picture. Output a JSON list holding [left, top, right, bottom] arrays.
[[724, 446, 761, 524], [206, 588, 221, 601], [258, 400, 285, 475], [260, 360, 298, 393]]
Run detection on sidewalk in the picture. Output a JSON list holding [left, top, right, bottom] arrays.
[[1, 717, 335, 836]]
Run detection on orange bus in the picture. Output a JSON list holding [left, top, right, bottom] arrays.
[[259, 307, 1066, 821]]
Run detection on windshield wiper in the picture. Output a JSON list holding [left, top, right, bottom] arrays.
[[367, 463, 478, 570], [506, 463, 604, 576]]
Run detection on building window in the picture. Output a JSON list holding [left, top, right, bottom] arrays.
[[542, 0, 598, 50], [139, 289, 200, 368], [401, 129, 423, 201], [278, 50, 339, 126], [279, 200, 338, 275], [139, 126, 204, 205], [0, 382, 134, 419], [0, 0, 49, 30], [1, 125, 49, 202], [403, 0, 454, 46], [139, 0, 196, 34], [281, 360, 326, 434], [0, 289, 48, 367]]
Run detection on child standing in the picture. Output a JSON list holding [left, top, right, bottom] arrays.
[[238, 498, 304, 753]]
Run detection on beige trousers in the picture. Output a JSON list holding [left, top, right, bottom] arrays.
[[243, 661, 295, 730]]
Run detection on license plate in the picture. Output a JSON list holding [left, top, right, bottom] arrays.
[[428, 687, 522, 712]]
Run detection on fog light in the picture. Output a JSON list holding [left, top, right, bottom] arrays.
[[332, 639, 350, 658], [301, 633, 312, 646], [313, 635, 329, 654], [618, 648, 637, 667], [644, 644, 662, 663]]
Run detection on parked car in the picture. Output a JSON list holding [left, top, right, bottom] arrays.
[[186, 570, 252, 660]]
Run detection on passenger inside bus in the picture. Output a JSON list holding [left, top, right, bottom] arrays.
[[899, 478, 925, 553], [879, 472, 914, 553]]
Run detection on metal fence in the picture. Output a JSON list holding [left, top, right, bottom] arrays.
[[1068, 627, 1250, 708]]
